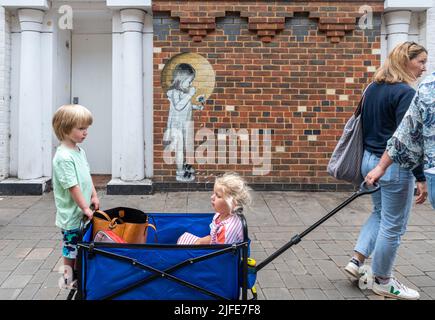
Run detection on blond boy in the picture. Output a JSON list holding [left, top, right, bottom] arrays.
[[52, 104, 100, 288]]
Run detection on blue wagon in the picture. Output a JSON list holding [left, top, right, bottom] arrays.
[[71, 182, 379, 300], [74, 211, 255, 300]]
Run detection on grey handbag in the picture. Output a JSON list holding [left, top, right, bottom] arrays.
[[327, 83, 372, 185]]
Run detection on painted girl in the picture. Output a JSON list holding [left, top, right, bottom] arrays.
[[163, 63, 203, 182]]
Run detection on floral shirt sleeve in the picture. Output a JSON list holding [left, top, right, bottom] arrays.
[[386, 73, 435, 171]]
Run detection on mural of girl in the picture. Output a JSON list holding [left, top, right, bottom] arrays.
[[163, 63, 204, 182]]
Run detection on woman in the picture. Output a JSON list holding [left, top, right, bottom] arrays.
[[344, 41, 428, 300]]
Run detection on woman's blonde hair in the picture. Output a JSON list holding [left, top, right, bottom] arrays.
[[215, 172, 251, 213], [52, 104, 93, 141], [374, 41, 427, 84]]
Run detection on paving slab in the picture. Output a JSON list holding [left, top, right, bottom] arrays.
[[0, 274, 32, 289], [17, 283, 40, 300]]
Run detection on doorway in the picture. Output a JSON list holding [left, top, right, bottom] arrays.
[[71, 15, 112, 174]]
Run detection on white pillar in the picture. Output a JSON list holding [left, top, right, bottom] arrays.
[[384, 10, 411, 52], [17, 9, 44, 179], [120, 9, 145, 181], [143, 13, 153, 178]]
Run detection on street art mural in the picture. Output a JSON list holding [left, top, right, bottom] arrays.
[[161, 53, 215, 182]]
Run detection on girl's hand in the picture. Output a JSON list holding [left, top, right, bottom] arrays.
[[194, 236, 211, 245], [91, 196, 100, 211], [188, 87, 196, 96]]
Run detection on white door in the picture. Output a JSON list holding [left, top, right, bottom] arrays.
[[71, 34, 112, 174]]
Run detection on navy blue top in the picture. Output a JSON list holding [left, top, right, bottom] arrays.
[[362, 81, 425, 182]]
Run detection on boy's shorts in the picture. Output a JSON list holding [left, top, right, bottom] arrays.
[[61, 228, 80, 259]]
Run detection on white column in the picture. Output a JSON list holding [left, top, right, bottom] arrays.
[[0, 7, 11, 180], [120, 9, 145, 181], [143, 13, 153, 178], [384, 10, 411, 52], [111, 11, 122, 178], [17, 9, 44, 179]]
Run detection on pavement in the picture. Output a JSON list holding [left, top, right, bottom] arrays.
[[1, 189, 435, 300]]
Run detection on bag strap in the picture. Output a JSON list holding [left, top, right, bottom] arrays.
[[355, 82, 374, 116], [95, 210, 123, 228], [95, 210, 158, 242], [145, 223, 157, 232], [145, 223, 158, 243], [95, 210, 112, 222]]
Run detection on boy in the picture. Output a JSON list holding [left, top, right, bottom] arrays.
[[52, 104, 100, 288]]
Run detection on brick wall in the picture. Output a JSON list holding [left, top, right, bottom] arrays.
[[0, 7, 10, 180], [153, 0, 384, 191]]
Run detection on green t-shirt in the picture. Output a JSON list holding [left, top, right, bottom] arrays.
[[52, 144, 93, 230]]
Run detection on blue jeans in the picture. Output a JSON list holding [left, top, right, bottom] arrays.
[[426, 172, 435, 209], [354, 150, 415, 278]]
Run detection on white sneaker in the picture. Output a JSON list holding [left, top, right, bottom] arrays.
[[372, 277, 420, 300], [358, 265, 374, 290], [60, 276, 77, 290], [344, 258, 363, 279]]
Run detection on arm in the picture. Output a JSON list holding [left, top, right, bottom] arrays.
[[69, 185, 93, 220], [194, 235, 211, 245], [411, 164, 426, 182], [386, 90, 424, 170], [168, 89, 194, 112], [415, 181, 428, 204], [365, 151, 393, 185], [90, 183, 100, 210], [192, 104, 203, 110]]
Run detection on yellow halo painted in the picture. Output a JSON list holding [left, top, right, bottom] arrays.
[[161, 53, 215, 104]]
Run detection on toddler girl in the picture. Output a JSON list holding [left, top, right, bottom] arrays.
[[177, 173, 251, 245]]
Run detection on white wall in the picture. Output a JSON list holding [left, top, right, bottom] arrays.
[[426, 5, 435, 73], [408, 12, 420, 43], [54, 24, 72, 154], [0, 7, 10, 179], [41, 10, 55, 177]]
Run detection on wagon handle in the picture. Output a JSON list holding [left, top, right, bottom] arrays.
[[255, 181, 380, 272], [79, 204, 96, 240], [357, 181, 381, 195]]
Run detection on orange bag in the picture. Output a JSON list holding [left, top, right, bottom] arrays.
[[91, 207, 156, 244]]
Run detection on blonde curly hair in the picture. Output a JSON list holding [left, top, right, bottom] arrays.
[[215, 172, 251, 213]]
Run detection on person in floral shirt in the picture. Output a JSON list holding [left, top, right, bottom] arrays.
[[366, 72, 435, 208]]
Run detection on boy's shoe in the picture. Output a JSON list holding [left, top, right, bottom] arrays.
[[344, 257, 363, 279], [372, 277, 420, 300], [60, 276, 77, 290]]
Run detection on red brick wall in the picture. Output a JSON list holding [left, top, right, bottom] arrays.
[[153, 0, 384, 191]]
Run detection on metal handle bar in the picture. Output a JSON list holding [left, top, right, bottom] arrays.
[[255, 181, 380, 272], [357, 181, 380, 195]]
